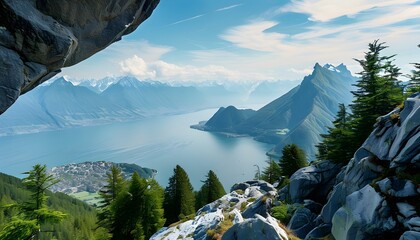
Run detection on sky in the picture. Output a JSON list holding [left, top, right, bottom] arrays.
[[61, 0, 420, 83]]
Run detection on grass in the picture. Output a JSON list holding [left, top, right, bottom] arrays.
[[168, 214, 195, 227], [206, 213, 234, 240], [69, 191, 101, 206]]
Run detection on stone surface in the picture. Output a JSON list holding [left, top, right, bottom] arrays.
[[151, 181, 288, 240], [304, 224, 332, 240], [331, 185, 396, 239], [286, 160, 343, 203], [242, 193, 274, 218], [0, 0, 160, 114], [288, 207, 317, 239], [222, 214, 288, 240], [400, 231, 420, 240]]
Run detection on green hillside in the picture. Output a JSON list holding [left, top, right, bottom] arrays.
[[0, 172, 98, 240]]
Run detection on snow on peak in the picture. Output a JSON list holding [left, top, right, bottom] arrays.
[[323, 64, 341, 73]]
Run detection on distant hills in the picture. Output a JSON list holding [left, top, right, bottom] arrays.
[[192, 63, 357, 159], [0, 76, 297, 135]]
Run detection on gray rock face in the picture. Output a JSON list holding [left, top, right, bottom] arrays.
[[285, 160, 343, 203], [221, 214, 288, 240], [283, 95, 419, 240], [287, 208, 317, 239], [400, 231, 420, 240], [331, 185, 396, 239], [242, 193, 274, 219], [0, 0, 160, 114]]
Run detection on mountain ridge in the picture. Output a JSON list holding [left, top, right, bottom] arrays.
[[193, 63, 357, 159]]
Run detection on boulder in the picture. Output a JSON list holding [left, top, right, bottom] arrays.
[[331, 185, 396, 239], [286, 160, 342, 203], [221, 214, 288, 240], [0, 0, 160, 114], [242, 194, 274, 219], [304, 224, 332, 240], [287, 208, 317, 239], [400, 231, 420, 240]]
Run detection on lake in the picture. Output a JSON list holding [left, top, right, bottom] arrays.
[[0, 108, 273, 190]]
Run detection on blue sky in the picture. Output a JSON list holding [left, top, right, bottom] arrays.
[[62, 0, 420, 83]]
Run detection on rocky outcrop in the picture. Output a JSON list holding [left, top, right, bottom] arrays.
[[280, 94, 420, 239], [150, 181, 293, 240], [0, 0, 159, 114]]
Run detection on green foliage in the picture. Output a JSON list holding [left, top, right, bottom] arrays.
[[350, 40, 404, 153], [0, 171, 103, 240], [97, 165, 125, 231], [163, 165, 195, 225], [0, 164, 67, 239], [0, 218, 38, 240], [279, 144, 308, 178], [206, 214, 234, 240], [271, 205, 291, 225], [195, 170, 226, 210], [260, 159, 283, 184], [406, 45, 420, 95], [98, 169, 165, 240], [316, 103, 354, 163]]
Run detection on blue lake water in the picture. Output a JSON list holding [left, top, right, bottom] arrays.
[[0, 109, 273, 190]]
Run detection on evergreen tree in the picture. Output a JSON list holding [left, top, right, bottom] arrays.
[[0, 164, 66, 240], [111, 172, 165, 240], [406, 45, 420, 95], [163, 165, 195, 225], [279, 144, 308, 178], [260, 159, 283, 184], [350, 40, 403, 152], [316, 103, 354, 163], [195, 170, 226, 210], [141, 179, 165, 239], [97, 165, 125, 233]]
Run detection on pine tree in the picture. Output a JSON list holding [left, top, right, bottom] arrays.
[[97, 165, 125, 233], [141, 179, 165, 239], [406, 45, 420, 95], [260, 159, 283, 184], [0, 164, 66, 240], [279, 144, 308, 178], [350, 40, 403, 152], [110, 172, 165, 240], [316, 103, 354, 163], [163, 165, 195, 225], [195, 170, 226, 210]]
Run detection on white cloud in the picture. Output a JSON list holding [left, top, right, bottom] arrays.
[[216, 4, 242, 12], [169, 14, 205, 26], [106, 40, 173, 62], [279, 0, 418, 22], [220, 21, 296, 52], [119, 55, 267, 82], [289, 68, 313, 75]]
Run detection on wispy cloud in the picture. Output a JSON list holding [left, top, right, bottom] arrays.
[[169, 14, 205, 26], [278, 0, 418, 22], [220, 21, 295, 52], [119, 55, 267, 82], [216, 4, 243, 12]]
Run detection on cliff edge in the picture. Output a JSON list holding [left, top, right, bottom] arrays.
[[0, 0, 159, 114]]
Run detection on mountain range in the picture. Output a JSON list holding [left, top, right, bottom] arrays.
[[192, 63, 357, 159], [0, 76, 297, 136]]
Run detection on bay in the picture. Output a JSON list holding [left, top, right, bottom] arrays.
[[0, 108, 273, 190]]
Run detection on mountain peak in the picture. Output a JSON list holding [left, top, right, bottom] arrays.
[[51, 77, 74, 87], [323, 63, 341, 73]]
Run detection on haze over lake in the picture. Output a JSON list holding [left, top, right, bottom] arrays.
[[0, 108, 272, 189]]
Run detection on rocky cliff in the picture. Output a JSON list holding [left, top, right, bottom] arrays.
[[152, 94, 419, 240], [0, 0, 159, 114]]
